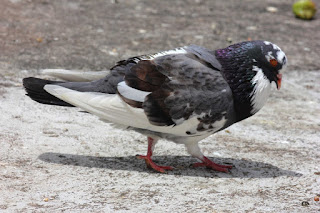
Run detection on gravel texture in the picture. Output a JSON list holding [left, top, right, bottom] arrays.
[[0, 0, 320, 212]]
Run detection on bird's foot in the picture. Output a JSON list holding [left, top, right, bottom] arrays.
[[193, 156, 232, 173], [137, 155, 173, 173]]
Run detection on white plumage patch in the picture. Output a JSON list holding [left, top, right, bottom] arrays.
[[263, 41, 287, 65], [43, 85, 214, 138], [117, 81, 151, 102], [264, 41, 280, 51], [211, 116, 227, 130], [133, 47, 187, 62], [265, 51, 274, 61], [276, 50, 286, 64], [250, 66, 272, 114]]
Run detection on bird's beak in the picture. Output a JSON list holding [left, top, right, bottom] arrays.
[[276, 73, 282, 90]]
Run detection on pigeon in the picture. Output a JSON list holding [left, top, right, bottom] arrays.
[[23, 40, 287, 173]]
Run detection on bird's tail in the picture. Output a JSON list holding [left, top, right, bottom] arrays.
[[23, 77, 74, 107]]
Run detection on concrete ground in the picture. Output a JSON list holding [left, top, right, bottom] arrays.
[[0, 0, 319, 212]]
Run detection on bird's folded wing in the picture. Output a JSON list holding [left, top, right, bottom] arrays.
[[44, 85, 204, 136], [117, 52, 234, 132]]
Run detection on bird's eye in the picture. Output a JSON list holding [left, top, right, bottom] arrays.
[[269, 59, 278, 67]]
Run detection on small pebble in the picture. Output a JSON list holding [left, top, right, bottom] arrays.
[[266, 6, 278, 13], [211, 23, 217, 30], [226, 37, 232, 43], [43, 197, 49, 202], [108, 48, 118, 56], [315, 196, 319, 201], [302, 201, 309, 206], [132, 41, 139, 46], [161, 23, 169, 27], [96, 29, 104, 33], [194, 35, 204, 39], [246, 26, 257, 31]]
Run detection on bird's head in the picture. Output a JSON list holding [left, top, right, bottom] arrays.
[[216, 40, 287, 90], [247, 40, 287, 90], [215, 40, 287, 116]]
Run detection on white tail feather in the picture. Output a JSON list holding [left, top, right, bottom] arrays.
[[41, 69, 110, 82]]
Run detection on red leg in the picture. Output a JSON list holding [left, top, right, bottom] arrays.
[[136, 137, 173, 173], [193, 156, 232, 173]]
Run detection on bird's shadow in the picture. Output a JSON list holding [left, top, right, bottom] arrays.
[[38, 152, 302, 178]]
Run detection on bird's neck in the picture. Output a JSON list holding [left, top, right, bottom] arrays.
[[215, 50, 271, 121], [223, 67, 272, 121], [249, 66, 272, 114]]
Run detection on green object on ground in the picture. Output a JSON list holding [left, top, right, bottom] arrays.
[[293, 0, 317, 20]]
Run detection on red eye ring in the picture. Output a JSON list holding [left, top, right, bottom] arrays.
[[270, 59, 278, 67]]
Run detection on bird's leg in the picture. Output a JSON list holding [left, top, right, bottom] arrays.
[[136, 137, 173, 173], [185, 142, 232, 173]]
